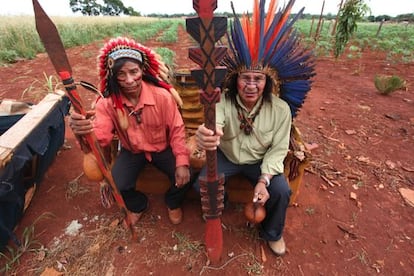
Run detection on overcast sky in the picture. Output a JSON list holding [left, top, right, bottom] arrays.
[[2, 0, 413, 17]]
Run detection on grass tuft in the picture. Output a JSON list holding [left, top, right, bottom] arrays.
[[0, 212, 53, 274], [374, 74, 406, 95]]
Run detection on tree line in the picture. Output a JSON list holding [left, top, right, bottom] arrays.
[[70, 0, 414, 22]]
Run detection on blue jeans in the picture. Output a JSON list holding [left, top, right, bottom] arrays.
[[193, 149, 291, 241], [112, 147, 190, 212]]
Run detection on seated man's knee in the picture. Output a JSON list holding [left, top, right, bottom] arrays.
[[269, 174, 291, 196]]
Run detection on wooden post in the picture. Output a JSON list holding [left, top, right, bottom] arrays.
[[376, 20, 384, 37], [314, 0, 325, 41]]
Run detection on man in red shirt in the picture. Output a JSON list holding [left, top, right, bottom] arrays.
[[69, 37, 190, 226]]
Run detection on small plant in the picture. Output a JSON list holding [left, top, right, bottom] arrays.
[[347, 45, 362, 59], [305, 207, 315, 215], [334, 0, 369, 58], [20, 72, 62, 101], [42, 72, 61, 92], [374, 74, 406, 95], [0, 212, 52, 274]]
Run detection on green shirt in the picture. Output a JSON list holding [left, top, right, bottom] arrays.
[[216, 93, 292, 175]]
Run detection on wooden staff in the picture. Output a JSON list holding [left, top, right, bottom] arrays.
[[186, 0, 227, 264], [32, 0, 136, 239]]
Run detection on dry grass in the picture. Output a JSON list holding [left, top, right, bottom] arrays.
[[65, 173, 90, 200], [0, 15, 158, 29], [16, 215, 127, 275]]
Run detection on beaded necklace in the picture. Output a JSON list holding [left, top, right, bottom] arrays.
[[235, 99, 264, 135]]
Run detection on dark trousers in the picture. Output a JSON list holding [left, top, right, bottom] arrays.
[[194, 149, 291, 241], [112, 147, 190, 213]]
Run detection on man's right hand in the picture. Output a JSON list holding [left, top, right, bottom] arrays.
[[196, 124, 223, 151], [69, 110, 95, 135]]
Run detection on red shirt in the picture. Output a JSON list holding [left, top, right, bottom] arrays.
[[92, 81, 189, 168]]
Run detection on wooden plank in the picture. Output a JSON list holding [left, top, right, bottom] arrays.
[[135, 165, 253, 203], [0, 91, 66, 168]]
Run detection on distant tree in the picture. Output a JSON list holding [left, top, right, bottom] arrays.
[[101, 0, 124, 16], [69, 0, 102, 16], [125, 7, 140, 17], [69, 0, 140, 16], [100, 0, 119, 15], [375, 15, 391, 22], [334, 0, 369, 58], [395, 13, 414, 22]]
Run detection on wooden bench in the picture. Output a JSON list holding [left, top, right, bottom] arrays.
[[133, 125, 310, 205], [130, 70, 311, 205]]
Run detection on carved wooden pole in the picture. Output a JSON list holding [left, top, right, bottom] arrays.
[[186, 0, 227, 264]]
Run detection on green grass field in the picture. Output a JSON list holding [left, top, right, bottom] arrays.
[[1, 15, 413, 65]]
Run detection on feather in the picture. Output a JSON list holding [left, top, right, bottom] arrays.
[[257, 0, 266, 62], [264, 0, 278, 31], [231, 4, 251, 67], [251, 0, 260, 61], [270, 0, 296, 44]]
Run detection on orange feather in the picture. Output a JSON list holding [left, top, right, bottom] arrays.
[[251, 0, 260, 61], [264, 0, 278, 32], [266, 0, 294, 53]]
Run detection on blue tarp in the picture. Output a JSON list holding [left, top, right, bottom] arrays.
[[0, 96, 70, 250]]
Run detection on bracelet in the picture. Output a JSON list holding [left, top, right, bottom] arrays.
[[259, 175, 271, 187]]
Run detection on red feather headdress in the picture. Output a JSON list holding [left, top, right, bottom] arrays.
[[98, 37, 160, 106], [97, 37, 182, 109], [97, 37, 183, 130]]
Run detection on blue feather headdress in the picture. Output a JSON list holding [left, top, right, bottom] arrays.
[[222, 0, 315, 117]]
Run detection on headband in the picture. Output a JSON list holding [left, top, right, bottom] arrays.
[[107, 48, 143, 69]]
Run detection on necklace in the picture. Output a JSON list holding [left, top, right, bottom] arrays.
[[235, 99, 263, 135], [124, 104, 143, 124]]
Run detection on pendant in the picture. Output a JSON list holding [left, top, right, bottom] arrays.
[[128, 108, 143, 124], [244, 124, 252, 135]]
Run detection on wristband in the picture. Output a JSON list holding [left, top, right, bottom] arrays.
[[259, 175, 271, 187]]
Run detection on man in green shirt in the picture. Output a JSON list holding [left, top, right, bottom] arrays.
[[196, 70, 292, 256], [194, 0, 315, 257]]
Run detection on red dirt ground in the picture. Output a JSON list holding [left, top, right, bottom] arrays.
[[1, 25, 413, 275]]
